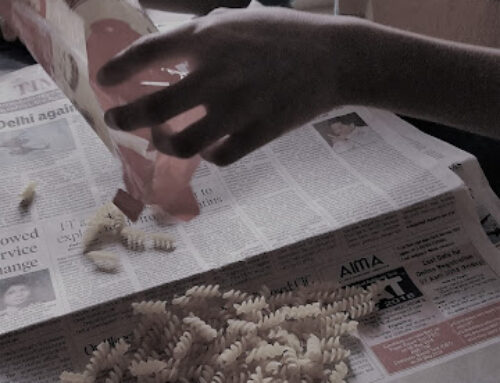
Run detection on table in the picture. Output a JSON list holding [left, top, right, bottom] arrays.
[[1, 40, 499, 196]]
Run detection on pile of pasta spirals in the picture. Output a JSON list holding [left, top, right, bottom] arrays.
[[60, 281, 382, 383]]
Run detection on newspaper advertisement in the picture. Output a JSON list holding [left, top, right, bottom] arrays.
[[0, 62, 500, 382]]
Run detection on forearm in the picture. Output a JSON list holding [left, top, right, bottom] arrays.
[[340, 18, 500, 138], [139, 0, 251, 15]]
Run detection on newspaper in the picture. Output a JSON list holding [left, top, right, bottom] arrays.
[[1, 63, 500, 382], [370, 109, 500, 251]]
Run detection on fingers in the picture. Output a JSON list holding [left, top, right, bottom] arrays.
[[151, 116, 233, 158], [202, 123, 282, 166], [97, 24, 196, 86], [149, 91, 262, 158], [0, 19, 17, 42], [104, 72, 205, 131]]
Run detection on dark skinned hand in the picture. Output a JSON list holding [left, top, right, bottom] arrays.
[[98, 8, 355, 166]]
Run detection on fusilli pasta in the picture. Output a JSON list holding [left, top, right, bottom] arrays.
[[86, 251, 120, 272], [121, 226, 146, 250], [19, 181, 36, 206], [173, 331, 194, 360], [81, 203, 179, 275], [60, 280, 381, 383], [183, 315, 217, 342], [150, 233, 176, 251]]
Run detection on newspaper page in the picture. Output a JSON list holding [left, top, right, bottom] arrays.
[[367, 108, 500, 250], [0, 63, 500, 382]]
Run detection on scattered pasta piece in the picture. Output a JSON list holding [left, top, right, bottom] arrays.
[[129, 358, 168, 377], [173, 331, 194, 360], [60, 281, 380, 382], [349, 301, 375, 319], [235, 296, 268, 315], [325, 361, 349, 383], [150, 233, 175, 251], [222, 289, 249, 303], [82, 203, 127, 252], [81, 204, 178, 274], [183, 315, 218, 341], [121, 226, 146, 250], [19, 181, 36, 206], [87, 251, 120, 272], [96, 202, 126, 234], [131, 300, 167, 316], [186, 284, 221, 299]]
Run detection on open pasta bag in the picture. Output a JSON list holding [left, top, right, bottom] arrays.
[[0, 0, 202, 221]]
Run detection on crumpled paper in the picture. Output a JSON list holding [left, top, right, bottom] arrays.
[[0, 0, 201, 221]]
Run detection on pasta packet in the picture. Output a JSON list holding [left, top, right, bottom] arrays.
[[0, 0, 202, 221]]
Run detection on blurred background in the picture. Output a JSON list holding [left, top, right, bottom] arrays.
[[292, 0, 499, 48]]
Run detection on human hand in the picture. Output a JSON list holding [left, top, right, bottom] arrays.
[[98, 8, 355, 166], [0, 17, 17, 42]]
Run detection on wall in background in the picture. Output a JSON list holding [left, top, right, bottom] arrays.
[[293, 0, 500, 48], [367, 0, 500, 48]]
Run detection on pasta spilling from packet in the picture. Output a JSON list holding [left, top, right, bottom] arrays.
[[0, 0, 202, 221], [83, 202, 175, 272], [60, 281, 384, 383]]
